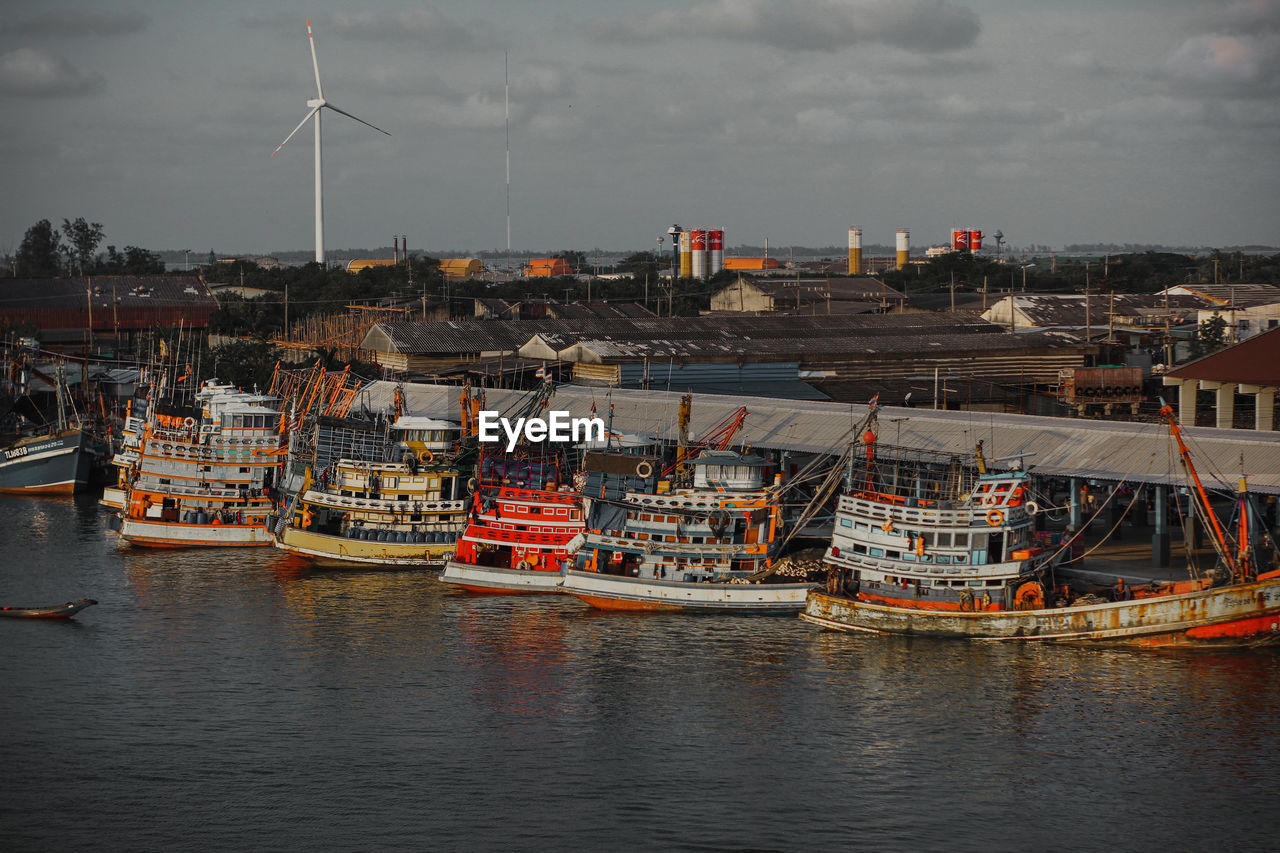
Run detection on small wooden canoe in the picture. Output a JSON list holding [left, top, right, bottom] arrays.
[[0, 598, 98, 619]]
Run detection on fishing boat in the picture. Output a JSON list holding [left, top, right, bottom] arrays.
[[0, 598, 97, 619], [438, 452, 585, 593], [559, 398, 825, 612], [273, 413, 470, 567], [801, 402, 1280, 647], [115, 379, 284, 547], [1, 359, 102, 495], [439, 383, 598, 593], [1, 428, 98, 495]]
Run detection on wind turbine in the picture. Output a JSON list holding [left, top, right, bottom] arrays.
[[273, 18, 389, 265]]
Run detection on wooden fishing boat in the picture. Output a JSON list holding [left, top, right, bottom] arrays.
[[273, 412, 469, 568], [800, 402, 1280, 647], [116, 380, 285, 547], [0, 598, 97, 619], [561, 397, 826, 612]]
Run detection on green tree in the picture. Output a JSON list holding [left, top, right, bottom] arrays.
[[15, 219, 64, 277], [555, 250, 587, 272], [102, 245, 164, 275], [60, 217, 105, 275], [1190, 312, 1228, 358]]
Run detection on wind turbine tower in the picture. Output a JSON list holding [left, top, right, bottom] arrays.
[[273, 18, 390, 265]]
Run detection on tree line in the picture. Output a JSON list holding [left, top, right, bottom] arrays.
[[4, 218, 164, 277]]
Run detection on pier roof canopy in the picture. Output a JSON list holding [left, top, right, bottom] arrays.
[[362, 381, 1280, 495]]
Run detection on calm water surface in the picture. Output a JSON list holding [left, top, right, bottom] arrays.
[[2, 495, 1278, 852]]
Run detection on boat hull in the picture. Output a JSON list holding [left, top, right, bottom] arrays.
[[439, 560, 564, 594], [275, 525, 453, 567], [801, 578, 1280, 647], [561, 569, 814, 613], [0, 431, 94, 495], [119, 517, 274, 548], [0, 598, 97, 619]]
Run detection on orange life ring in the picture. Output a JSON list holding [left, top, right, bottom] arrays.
[[986, 509, 1003, 526], [1014, 581, 1044, 610], [419, 449, 434, 464]]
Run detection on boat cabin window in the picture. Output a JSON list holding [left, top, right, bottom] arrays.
[[840, 518, 852, 528], [853, 544, 867, 554], [886, 550, 901, 559]]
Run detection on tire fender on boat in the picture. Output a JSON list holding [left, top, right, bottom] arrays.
[[1024, 500, 1040, 516], [635, 460, 653, 479]]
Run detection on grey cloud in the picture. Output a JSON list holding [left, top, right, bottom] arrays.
[[1165, 32, 1280, 87], [330, 9, 482, 49], [588, 0, 979, 54], [0, 47, 103, 97], [1, 9, 147, 37], [1195, 0, 1280, 35]]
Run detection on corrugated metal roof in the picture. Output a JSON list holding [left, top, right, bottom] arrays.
[[0, 275, 217, 330], [987, 293, 1212, 328], [364, 313, 1082, 361], [353, 381, 1280, 495], [1167, 284, 1280, 307]]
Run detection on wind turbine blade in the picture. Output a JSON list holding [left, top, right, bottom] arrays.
[[272, 106, 320, 156], [324, 102, 391, 136], [307, 18, 324, 100]]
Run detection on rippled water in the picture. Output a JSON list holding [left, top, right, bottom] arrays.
[[3, 495, 1278, 851]]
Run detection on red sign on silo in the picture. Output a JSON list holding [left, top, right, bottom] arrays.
[[969, 230, 983, 251], [952, 229, 969, 250]]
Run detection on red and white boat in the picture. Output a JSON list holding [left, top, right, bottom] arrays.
[[439, 451, 585, 593]]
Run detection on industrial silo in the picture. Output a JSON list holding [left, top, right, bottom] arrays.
[[691, 229, 707, 279], [896, 229, 909, 270], [708, 229, 724, 277], [679, 230, 692, 278], [848, 227, 862, 275]]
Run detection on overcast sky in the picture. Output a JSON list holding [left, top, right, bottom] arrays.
[[1, 0, 1277, 258]]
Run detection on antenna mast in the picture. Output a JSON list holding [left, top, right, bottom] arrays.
[[505, 50, 511, 276]]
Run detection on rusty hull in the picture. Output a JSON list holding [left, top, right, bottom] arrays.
[[801, 578, 1280, 648]]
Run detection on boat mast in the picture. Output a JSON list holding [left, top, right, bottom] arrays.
[[1159, 402, 1238, 580]]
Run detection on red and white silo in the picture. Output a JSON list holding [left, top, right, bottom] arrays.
[[848, 227, 862, 275], [952, 228, 969, 251], [691, 229, 707, 279], [969, 229, 983, 251], [679, 230, 692, 278], [708, 229, 724, 276], [895, 229, 909, 270]]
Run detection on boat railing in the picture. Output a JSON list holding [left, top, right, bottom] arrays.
[[132, 480, 271, 501], [841, 494, 1026, 528], [584, 532, 769, 557], [624, 491, 772, 512], [463, 526, 576, 548], [484, 484, 581, 505], [304, 490, 465, 514]]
